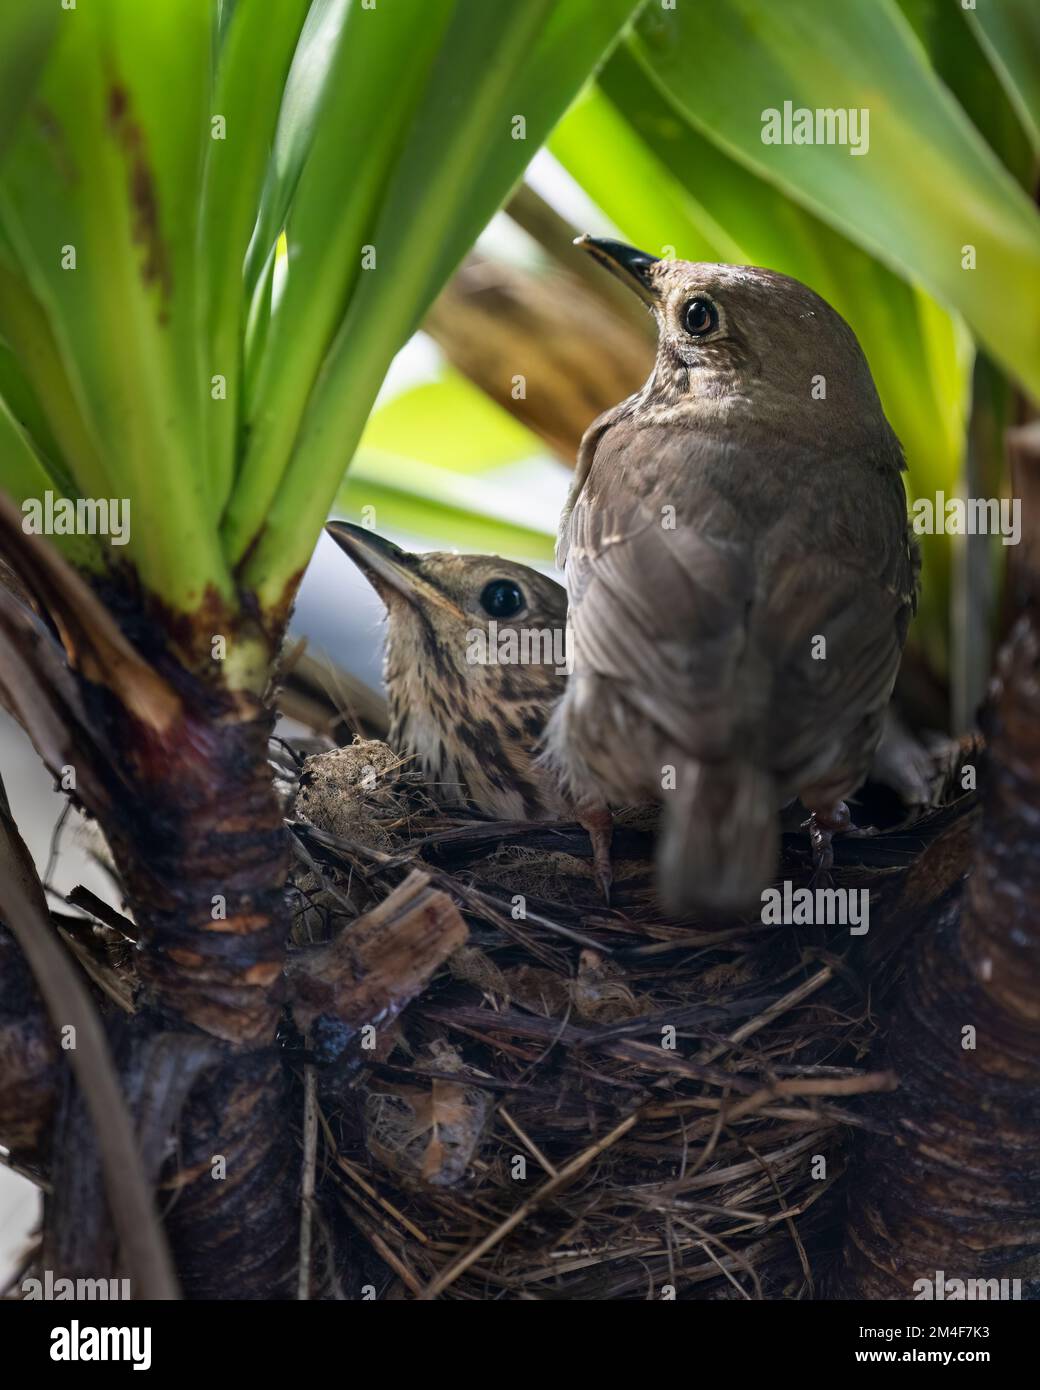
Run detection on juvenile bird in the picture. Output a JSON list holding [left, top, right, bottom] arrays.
[[547, 238, 918, 914], [325, 523, 613, 890]]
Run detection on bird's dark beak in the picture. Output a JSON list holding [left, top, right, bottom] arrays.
[[575, 235, 660, 306], [325, 521, 462, 618]]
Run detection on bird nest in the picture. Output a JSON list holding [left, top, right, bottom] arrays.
[[280, 733, 975, 1300]]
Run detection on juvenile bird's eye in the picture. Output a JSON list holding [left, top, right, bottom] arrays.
[[682, 298, 717, 336], [480, 579, 524, 618]]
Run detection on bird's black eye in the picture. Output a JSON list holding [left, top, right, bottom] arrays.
[[480, 579, 524, 619], [682, 298, 718, 336]]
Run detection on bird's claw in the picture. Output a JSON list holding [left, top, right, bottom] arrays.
[[802, 802, 879, 884], [843, 822, 879, 839], [804, 803, 848, 889], [579, 807, 614, 907]]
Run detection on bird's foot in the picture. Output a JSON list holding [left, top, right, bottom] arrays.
[[803, 801, 851, 889], [802, 800, 878, 880], [843, 821, 880, 839], [579, 805, 614, 906]]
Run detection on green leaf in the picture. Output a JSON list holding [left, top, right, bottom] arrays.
[[0, 246, 106, 502], [242, 0, 352, 293], [244, 0, 642, 606], [349, 446, 551, 523], [896, 0, 1035, 186], [413, 0, 651, 308], [332, 478, 554, 564], [361, 372, 540, 476], [0, 398, 102, 570], [0, 338, 73, 498], [216, 0, 241, 50], [0, 0, 232, 608], [548, 84, 732, 263], [200, 0, 312, 514], [223, 0, 458, 566], [632, 0, 1040, 400], [965, 0, 1040, 158], [0, 0, 633, 672], [0, 3, 60, 167]]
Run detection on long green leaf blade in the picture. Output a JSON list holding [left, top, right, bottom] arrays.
[[244, 0, 642, 605], [0, 399, 101, 570], [332, 480, 554, 563], [896, 0, 1035, 186], [632, 0, 1040, 399], [362, 372, 541, 476], [200, 0, 311, 515], [0, 246, 107, 501], [223, 0, 457, 566], [965, 0, 1040, 157], [0, 1, 231, 607], [242, 0, 352, 292], [0, 3, 60, 166]]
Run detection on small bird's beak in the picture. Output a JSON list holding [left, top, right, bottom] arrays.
[[575, 234, 660, 306], [325, 521, 463, 619]]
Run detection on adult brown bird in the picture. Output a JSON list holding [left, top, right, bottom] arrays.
[[326, 523, 613, 892], [545, 237, 919, 914]]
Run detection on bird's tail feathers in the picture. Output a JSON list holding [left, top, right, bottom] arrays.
[[658, 759, 777, 915]]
